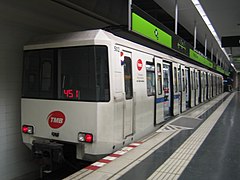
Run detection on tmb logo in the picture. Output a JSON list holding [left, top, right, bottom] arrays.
[[137, 59, 143, 71], [47, 111, 65, 129]]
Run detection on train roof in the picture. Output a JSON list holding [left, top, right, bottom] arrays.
[[23, 28, 222, 76], [24, 29, 114, 50], [23, 28, 167, 59]]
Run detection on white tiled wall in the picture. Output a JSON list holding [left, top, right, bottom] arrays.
[[0, 20, 39, 180]]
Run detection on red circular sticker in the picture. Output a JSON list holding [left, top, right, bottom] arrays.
[[47, 111, 65, 129], [137, 59, 143, 71]]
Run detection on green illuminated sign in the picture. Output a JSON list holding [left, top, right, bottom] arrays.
[[225, 71, 230, 76], [216, 66, 225, 74], [189, 49, 213, 68], [132, 13, 172, 48], [131, 9, 229, 75]]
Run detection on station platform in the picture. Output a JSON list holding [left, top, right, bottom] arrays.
[[64, 91, 239, 180]]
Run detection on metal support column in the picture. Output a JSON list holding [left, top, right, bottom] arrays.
[[194, 21, 197, 50], [175, 0, 178, 35], [211, 46, 213, 61], [204, 36, 207, 56], [128, 0, 132, 31]]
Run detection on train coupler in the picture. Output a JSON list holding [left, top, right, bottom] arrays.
[[32, 140, 64, 173]]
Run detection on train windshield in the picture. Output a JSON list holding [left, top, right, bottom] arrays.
[[22, 45, 110, 102]]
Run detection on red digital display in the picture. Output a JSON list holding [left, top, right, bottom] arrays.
[[63, 89, 80, 99]]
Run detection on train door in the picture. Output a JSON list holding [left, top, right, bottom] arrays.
[[173, 63, 180, 115], [199, 71, 202, 103], [201, 71, 205, 102], [209, 74, 212, 98], [213, 75, 216, 96], [211, 74, 214, 97], [218, 77, 220, 94], [206, 72, 209, 99], [185, 67, 190, 109], [204, 72, 208, 100], [212, 75, 215, 97], [163, 62, 172, 119], [204, 72, 207, 101], [210, 74, 213, 98], [190, 68, 195, 107], [180, 65, 186, 112], [123, 51, 134, 138], [195, 70, 200, 106], [154, 57, 164, 124]]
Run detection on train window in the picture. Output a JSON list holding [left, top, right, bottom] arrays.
[[174, 67, 178, 93], [22, 46, 110, 102], [22, 51, 40, 97], [60, 46, 110, 101], [146, 62, 155, 96], [124, 56, 133, 99], [22, 50, 55, 98], [157, 64, 162, 95], [41, 61, 52, 91]]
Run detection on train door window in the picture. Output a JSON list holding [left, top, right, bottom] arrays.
[[182, 69, 185, 91], [157, 64, 162, 95], [174, 67, 178, 92], [178, 68, 181, 92], [202, 72, 205, 88], [191, 71, 194, 90], [196, 72, 199, 89], [190, 71, 192, 90], [163, 63, 171, 117], [124, 56, 133, 99], [185, 68, 190, 108], [146, 62, 155, 96], [206, 73, 208, 87]]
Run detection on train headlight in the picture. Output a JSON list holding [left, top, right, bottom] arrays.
[[22, 125, 34, 134], [78, 132, 93, 143]]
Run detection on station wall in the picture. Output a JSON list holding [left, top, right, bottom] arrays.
[[0, 20, 40, 179], [0, 0, 117, 179]]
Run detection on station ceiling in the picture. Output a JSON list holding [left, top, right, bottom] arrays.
[[1, 0, 239, 72], [199, 0, 240, 72], [153, 0, 240, 72]]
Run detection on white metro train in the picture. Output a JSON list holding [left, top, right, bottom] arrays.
[[21, 29, 223, 166]]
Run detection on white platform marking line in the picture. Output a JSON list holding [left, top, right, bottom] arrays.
[[103, 156, 117, 161], [113, 150, 127, 155], [157, 124, 193, 133], [122, 147, 134, 151], [172, 125, 193, 130], [147, 93, 235, 180], [156, 125, 178, 132], [130, 143, 141, 146], [91, 162, 106, 167]]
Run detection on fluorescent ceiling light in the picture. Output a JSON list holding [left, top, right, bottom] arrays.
[[191, 0, 230, 61]]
